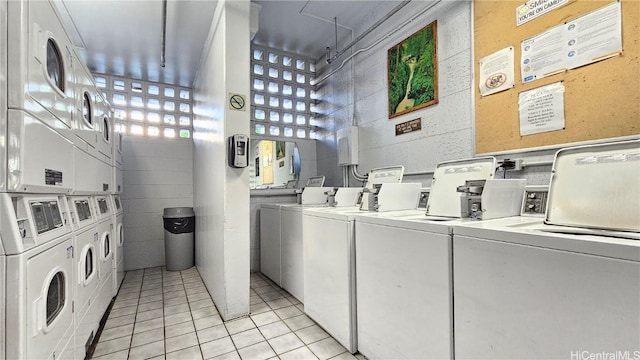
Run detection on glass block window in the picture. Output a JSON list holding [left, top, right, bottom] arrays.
[[131, 82, 143, 93], [147, 98, 160, 110], [179, 116, 190, 126], [95, 77, 107, 88], [148, 84, 160, 95], [250, 46, 318, 139], [130, 111, 144, 121], [113, 79, 125, 91], [94, 74, 193, 140], [148, 126, 160, 137], [164, 114, 176, 125], [147, 113, 160, 123], [131, 96, 144, 108], [112, 94, 126, 106]]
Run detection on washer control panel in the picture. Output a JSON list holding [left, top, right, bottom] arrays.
[[521, 186, 549, 217]]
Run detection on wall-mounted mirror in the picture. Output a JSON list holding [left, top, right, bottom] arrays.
[[250, 140, 301, 189]]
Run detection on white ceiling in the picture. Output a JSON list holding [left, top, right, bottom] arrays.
[[59, 0, 404, 87]]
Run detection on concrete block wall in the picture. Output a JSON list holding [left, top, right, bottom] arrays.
[[121, 136, 194, 270]]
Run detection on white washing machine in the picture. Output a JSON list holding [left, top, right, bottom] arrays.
[[111, 194, 124, 295], [5, 0, 75, 194], [0, 193, 75, 359], [452, 140, 640, 359], [353, 157, 518, 359], [281, 187, 363, 303], [92, 195, 114, 315], [303, 166, 420, 353], [260, 186, 332, 286], [67, 196, 100, 359]]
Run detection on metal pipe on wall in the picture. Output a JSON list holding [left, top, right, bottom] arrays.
[[314, 0, 442, 85], [326, 0, 411, 64]]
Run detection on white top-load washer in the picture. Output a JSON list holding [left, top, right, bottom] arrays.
[[280, 186, 364, 303], [452, 140, 640, 359], [0, 193, 75, 359], [354, 157, 530, 359], [303, 166, 423, 353], [260, 185, 331, 286]]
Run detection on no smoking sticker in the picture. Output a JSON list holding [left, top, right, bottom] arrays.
[[228, 93, 246, 111]]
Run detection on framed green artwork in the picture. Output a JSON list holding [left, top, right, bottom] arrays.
[[388, 21, 438, 118]]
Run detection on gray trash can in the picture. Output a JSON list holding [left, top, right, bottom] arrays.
[[163, 207, 195, 271]]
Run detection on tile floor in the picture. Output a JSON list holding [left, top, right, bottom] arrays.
[[91, 267, 366, 360]]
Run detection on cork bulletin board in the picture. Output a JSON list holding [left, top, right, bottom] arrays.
[[474, 0, 639, 154]]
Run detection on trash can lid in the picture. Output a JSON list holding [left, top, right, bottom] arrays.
[[163, 207, 195, 218]]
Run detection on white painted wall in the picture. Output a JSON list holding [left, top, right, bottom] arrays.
[[122, 136, 193, 270], [192, 0, 251, 321], [315, 0, 555, 187]]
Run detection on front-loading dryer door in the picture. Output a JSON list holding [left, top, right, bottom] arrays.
[[27, 238, 74, 360]]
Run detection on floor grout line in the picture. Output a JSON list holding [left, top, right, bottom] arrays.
[[93, 268, 361, 359]]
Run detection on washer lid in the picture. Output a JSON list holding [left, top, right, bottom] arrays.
[[426, 157, 496, 217], [364, 166, 405, 188], [545, 139, 640, 232]]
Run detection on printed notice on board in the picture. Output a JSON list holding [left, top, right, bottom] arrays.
[[517, 0, 569, 27], [479, 47, 515, 96], [521, 1, 622, 83], [519, 81, 565, 136]]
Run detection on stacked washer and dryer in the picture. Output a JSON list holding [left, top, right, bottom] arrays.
[[0, 1, 124, 359]]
